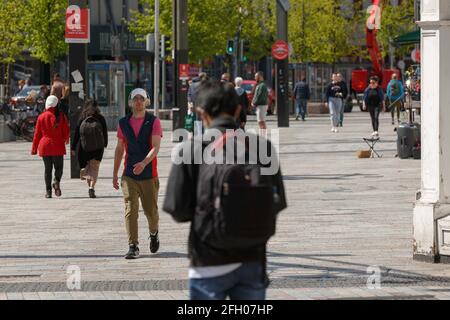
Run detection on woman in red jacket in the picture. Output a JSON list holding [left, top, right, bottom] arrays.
[[31, 95, 70, 198]]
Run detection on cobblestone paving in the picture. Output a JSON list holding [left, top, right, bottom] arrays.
[[1, 111, 449, 300]]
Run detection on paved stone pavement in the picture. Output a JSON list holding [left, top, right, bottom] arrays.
[[1, 110, 450, 300]]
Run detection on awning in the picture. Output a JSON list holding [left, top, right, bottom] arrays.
[[392, 30, 420, 46]]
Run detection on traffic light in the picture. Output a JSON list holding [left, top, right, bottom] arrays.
[[226, 39, 235, 55], [160, 35, 171, 58], [241, 40, 250, 62]]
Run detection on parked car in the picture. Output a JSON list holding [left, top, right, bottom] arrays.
[[241, 80, 275, 115], [10, 86, 42, 109]]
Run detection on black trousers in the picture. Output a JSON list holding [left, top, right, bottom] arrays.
[[43, 156, 64, 191], [368, 105, 381, 132]]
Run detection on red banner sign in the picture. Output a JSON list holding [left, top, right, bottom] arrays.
[[179, 64, 190, 80], [65, 5, 90, 44]]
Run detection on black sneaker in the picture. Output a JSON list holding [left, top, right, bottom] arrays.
[[149, 232, 160, 254], [45, 190, 52, 199], [89, 189, 96, 199], [125, 245, 140, 260]]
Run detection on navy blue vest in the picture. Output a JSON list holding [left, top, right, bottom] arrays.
[[119, 113, 156, 181]]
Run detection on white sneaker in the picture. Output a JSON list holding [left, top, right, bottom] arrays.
[[331, 127, 335, 132], [335, 128, 339, 133]]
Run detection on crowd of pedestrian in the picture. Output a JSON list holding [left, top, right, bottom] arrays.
[[26, 66, 411, 301], [28, 70, 287, 301]]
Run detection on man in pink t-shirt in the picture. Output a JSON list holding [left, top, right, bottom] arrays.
[[113, 88, 163, 260]]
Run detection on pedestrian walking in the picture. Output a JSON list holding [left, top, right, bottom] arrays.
[[234, 77, 248, 129], [386, 73, 405, 125], [71, 100, 108, 199], [188, 72, 208, 135], [113, 88, 163, 260], [163, 79, 287, 300], [326, 74, 345, 133], [293, 76, 311, 121], [337, 73, 349, 127], [251, 71, 269, 130], [363, 76, 385, 138], [31, 95, 70, 199]]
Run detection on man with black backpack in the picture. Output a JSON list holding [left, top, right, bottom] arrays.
[[163, 80, 287, 300]]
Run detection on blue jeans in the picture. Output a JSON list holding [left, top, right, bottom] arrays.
[[296, 99, 308, 119], [329, 97, 343, 127], [189, 262, 267, 300]]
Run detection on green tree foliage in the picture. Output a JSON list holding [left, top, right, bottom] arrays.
[[0, 0, 27, 85], [25, 0, 68, 65], [289, 0, 366, 64], [127, 0, 276, 63], [378, 0, 415, 59]]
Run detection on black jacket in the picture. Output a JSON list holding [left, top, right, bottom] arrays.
[[338, 80, 348, 100], [326, 81, 345, 100], [163, 116, 287, 267]]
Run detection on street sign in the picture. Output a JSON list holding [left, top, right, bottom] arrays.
[[272, 40, 289, 60], [179, 64, 189, 80], [146, 33, 155, 53], [65, 5, 90, 43]]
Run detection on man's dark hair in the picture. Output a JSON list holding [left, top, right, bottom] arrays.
[[196, 79, 239, 118], [370, 76, 379, 83]]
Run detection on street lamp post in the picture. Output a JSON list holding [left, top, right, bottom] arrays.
[[68, 0, 88, 179], [172, 0, 188, 131], [154, 0, 160, 117], [276, 0, 290, 128]]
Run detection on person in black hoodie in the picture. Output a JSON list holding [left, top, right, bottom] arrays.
[[163, 79, 287, 300]]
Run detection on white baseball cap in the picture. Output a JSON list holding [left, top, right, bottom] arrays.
[[131, 88, 148, 100], [45, 95, 59, 110]]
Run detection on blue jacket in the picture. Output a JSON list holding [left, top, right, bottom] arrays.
[[364, 87, 384, 107], [387, 80, 404, 101]]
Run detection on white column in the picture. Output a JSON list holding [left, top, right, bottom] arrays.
[[414, 0, 450, 262]]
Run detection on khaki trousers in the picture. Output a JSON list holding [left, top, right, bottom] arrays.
[[121, 176, 160, 245]]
